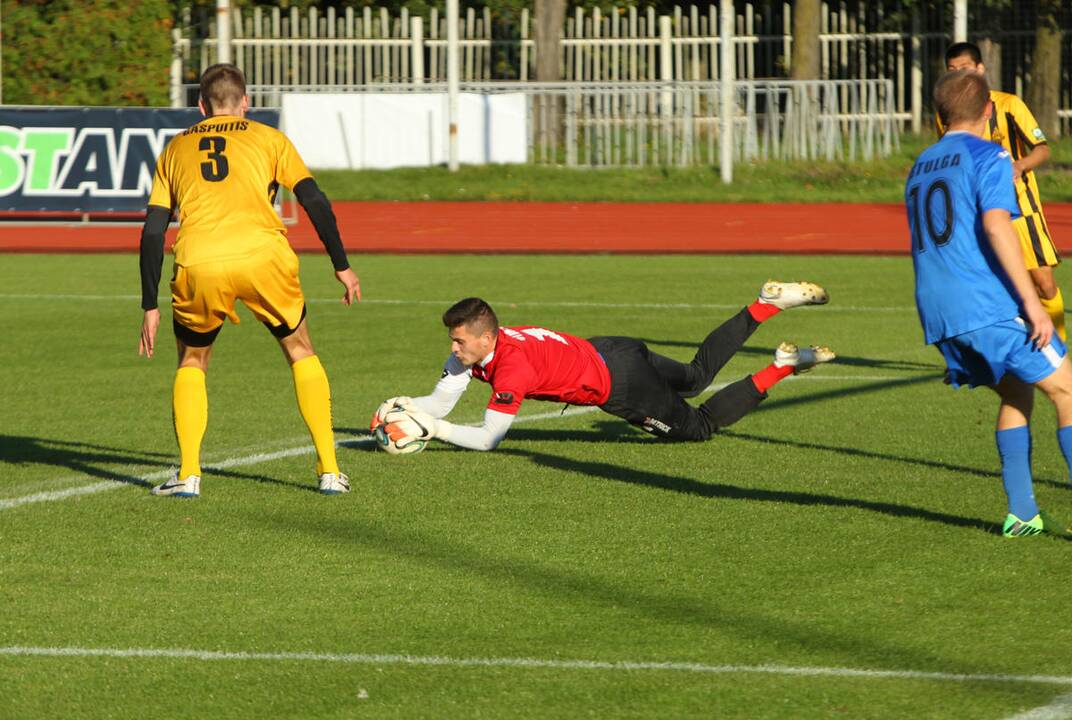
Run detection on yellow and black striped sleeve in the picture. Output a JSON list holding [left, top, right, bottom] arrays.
[[1006, 94, 1048, 150]]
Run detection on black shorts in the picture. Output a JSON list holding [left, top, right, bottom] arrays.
[[588, 336, 713, 440]]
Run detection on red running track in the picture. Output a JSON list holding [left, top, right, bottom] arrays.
[[4, 202, 1072, 254]]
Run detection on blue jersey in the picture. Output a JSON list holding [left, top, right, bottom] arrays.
[[907, 131, 1022, 344]]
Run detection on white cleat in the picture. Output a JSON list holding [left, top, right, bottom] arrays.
[[773, 342, 836, 374], [758, 280, 829, 310], [151, 473, 201, 498], [318, 472, 351, 495]]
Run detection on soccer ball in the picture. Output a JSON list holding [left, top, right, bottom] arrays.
[[372, 406, 429, 456], [373, 419, 427, 455]]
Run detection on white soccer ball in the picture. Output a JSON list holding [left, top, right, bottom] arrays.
[[373, 418, 426, 455], [372, 406, 432, 456]]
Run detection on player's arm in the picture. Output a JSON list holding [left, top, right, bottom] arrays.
[[277, 135, 359, 306], [292, 177, 360, 305], [137, 203, 173, 359], [396, 375, 526, 451], [983, 208, 1053, 348], [370, 355, 472, 431], [411, 355, 472, 418], [435, 409, 515, 451], [1008, 96, 1050, 181], [1012, 144, 1050, 182], [392, 405, 515, 452]]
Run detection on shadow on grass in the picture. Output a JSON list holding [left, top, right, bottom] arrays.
[[0, 435, 168, 489], [497, 446, 1012, 538], [264, 511, 1030, 690], [0, 434, 319, 494]]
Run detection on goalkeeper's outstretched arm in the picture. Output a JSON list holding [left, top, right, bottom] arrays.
[[410, 355, 472, 418], [434, 409, 514, 451]]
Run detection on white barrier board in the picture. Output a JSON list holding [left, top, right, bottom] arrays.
[[281, 93, 528, 169]]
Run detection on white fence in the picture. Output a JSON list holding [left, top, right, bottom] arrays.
[[172, 3, 1072, 135], [221, 79, 898, 168], [173, 3, 930, 126]]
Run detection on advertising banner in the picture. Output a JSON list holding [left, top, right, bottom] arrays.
[[0, 107, 279, 213]]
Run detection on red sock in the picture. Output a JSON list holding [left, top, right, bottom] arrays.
[[748, 300, 781, 323], [751, 363, 794, 394]]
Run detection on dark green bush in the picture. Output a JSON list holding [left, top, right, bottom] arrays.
[[3, 0, 174, 106]]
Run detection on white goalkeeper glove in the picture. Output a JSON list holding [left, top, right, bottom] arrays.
[[369, 396, 414, 431], [383, 406, 441, 441]]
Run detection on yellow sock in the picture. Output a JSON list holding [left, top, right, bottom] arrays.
[[173, 366, 207, 479], [291, 355, 339, 476], [1041, 288, 1067, 342]]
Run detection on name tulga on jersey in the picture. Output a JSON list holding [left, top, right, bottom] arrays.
[[182, 121, 250, 136], [908, 152, 962, 180]]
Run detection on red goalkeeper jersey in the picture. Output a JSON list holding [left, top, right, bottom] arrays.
[[470, 326, 612, 415]]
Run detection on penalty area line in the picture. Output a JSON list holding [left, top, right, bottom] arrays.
[[0, 374, 906, 512], [1, 645, 1071, 688]]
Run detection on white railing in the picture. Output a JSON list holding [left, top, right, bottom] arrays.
[[173, 4, 1071, 135], [179, 79, 899, 167]]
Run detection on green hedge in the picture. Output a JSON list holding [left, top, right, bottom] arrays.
[[3, 0, 174, 106]]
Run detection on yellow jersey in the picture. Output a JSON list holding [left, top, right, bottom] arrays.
[[936, 90, 1049, 219], [148, 115, 312, 267]]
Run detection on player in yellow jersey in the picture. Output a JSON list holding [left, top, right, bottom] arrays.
[[937, 42, 1065, 341], [137, 63, 361, 497]]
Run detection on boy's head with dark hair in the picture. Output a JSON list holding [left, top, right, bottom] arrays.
[[199, 63, 247, 115], [945, 42, 983, 72], [443, 298, 500, 367], [442, 297, 499, 335], [934, 69, 990, 128]]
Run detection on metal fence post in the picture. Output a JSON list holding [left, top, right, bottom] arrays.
[[719, 0, 734, 183], [170, 29, 184, 108], [447, 0, 460, 171], [216, 0, 232, 64], [411, 16, 424, 84], [910, 8, 921, 133]]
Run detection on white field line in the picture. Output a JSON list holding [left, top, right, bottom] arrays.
[[1004, 694, 1072, 720], [0, 373, 916, 512], [1, 645, 1070, 688], [0, 292, 916, 313]]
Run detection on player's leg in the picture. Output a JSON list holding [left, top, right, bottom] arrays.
[[983, 317, 1069, 535], [1029, 265, 1065, 342], [1016, 214, 1065, 341], [595, 337, 833, 441], [243, 246, 347, 494], [991, 375, 1040, 535], [1033, 358, 1072, 492], [273, 317, 344, 484], [697, 342, 836, 429], [153, 263, 231, 498], [646, 280, 829, 397]]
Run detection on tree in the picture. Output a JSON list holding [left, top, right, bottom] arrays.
[[4, 0, 173, 106], [1025, 0, 1062, 139], [790, 0, 821, 80], [533, 0, 565, 83], [532, 0, 565, 146]]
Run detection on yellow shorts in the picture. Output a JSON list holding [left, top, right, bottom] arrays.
[[171, 242, 305, 337], [1015, 213, 1059, 270]]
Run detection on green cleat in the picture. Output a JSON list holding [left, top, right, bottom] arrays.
[[1002, 513, 1044, 537], [1002, 511, 1070, 538]]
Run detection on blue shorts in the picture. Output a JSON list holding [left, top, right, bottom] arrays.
[[936, 318, 1067, 389]]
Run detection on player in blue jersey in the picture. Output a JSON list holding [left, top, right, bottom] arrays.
[[908, 69, 1072, 537]]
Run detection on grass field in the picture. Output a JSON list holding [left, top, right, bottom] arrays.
[[315, 133, 1072, 203], [3, 252, 1072, 719]]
